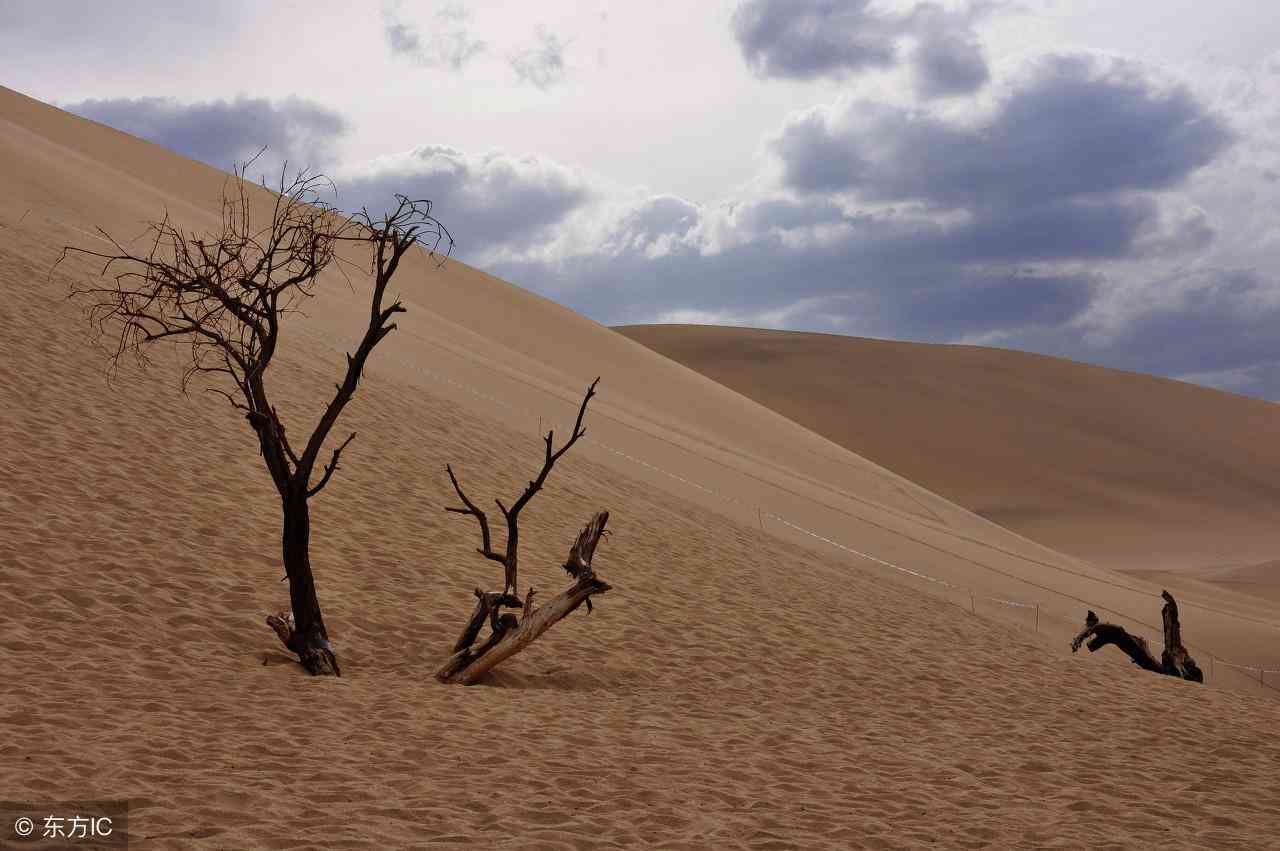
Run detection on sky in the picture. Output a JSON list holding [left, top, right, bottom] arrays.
[[5, 0, 1280, 399]]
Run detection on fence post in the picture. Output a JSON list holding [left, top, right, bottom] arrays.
[[1034, 603, 1040, 633], [970, 593, 975, 615], [757, 507, 764, 530]]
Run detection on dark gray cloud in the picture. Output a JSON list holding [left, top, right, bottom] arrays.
[[772, 55, 1232, 205], [991, 269, 1280, 398], [937, 197, 1156, 262], [480, 53, 1262, 393], [510, 26, 569, 89], [339, 145, 591, 256], [383, 3, 485, 71], [730, 197, 846, 233], [913, 30, 989, 98], [731, 0, 901, 80], [891, 270, 1099, 334], [757, 53, 1230, 285], [63, 95, 350, 173], [731, 0, 994, 93]]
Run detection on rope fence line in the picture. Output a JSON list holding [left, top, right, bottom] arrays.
[[399, 330, 1280, 633], [1215, 658, 1279, 687], [403, 359, 1094, 607], [386, 349, 1279, 692], [377, 316, 1280, 631]]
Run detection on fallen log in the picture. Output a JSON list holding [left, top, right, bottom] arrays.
[[437, 512, 612, 684], [1070, 610, 1162, 673], [1069, 590, 1202, 683]]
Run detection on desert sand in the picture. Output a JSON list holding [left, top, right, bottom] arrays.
[[2, 85, 1279, 848], [618, 325, 1280, 589]]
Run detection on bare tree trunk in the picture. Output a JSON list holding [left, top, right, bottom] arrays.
[[267, 488, 340, 676]]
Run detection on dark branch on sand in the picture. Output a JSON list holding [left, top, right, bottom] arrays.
[[437, 379, 613, 685], [1070, 591, 1203, 682]]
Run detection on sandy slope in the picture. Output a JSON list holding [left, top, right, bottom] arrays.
[[2, 86, 1279, 849], [616, 325, 1280, 578]]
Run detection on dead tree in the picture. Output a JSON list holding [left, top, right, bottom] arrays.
[[63, 163, 451, 676], [437, 379, 613, 685], [1070, 590, 1203, 682]]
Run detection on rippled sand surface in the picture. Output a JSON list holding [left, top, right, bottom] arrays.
[[2, 85, 1278, 849]]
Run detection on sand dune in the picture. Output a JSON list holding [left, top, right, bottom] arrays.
[[3, 85, 1279, 848], [617, 325, 1280, 577]]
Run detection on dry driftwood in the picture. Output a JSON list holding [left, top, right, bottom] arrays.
[[438, 380, 613, 685], [1070, 590, 1203, 682]]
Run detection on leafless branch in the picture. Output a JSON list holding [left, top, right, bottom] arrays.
[[443, 379, 600, 597], [445, 463, 507, 565], [307, 432, 357, 498]]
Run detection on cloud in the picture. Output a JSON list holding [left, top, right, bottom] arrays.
[[383, 2, 485, 71], [596, 196, 701, 257], [728, 197, 847, 234], [992, 268, 1280, 397], [771, 54, 1232, 205], [63, 95, 350, 174], [739, 52, 1231, 304], [70, 44, 1256, 394], [492, 199, 1108, 345], [731, 0, 995, 95], [648, 295, 859, 331], [510, 26, 569, 89], [337, 145, 592, 257], [893, 269, 1099, 334], [913, 30, 990, 98], [474, 52, 1263, 391], [730, 0, 901, 80]]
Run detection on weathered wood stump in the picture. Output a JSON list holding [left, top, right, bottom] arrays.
[[1070, 590, 1203, 683], [1159, 590, 1203, 682], [267, 611, 340, 676]]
